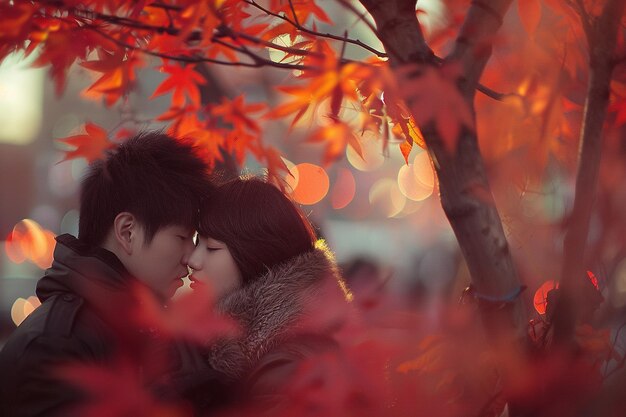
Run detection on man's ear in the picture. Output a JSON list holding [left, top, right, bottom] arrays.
[[112, 212, 136, 255]]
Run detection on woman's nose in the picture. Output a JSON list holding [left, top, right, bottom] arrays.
[[186, 247, 202, 270]]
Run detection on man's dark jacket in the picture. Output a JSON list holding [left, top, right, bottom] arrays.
[[0, 234, 224, 417]]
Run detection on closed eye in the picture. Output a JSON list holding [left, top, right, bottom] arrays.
[[206, 247, 219, 252]]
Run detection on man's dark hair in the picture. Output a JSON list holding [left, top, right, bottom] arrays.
[[78, 131, 213, 246]]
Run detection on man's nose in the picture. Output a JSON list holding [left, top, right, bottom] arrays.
[[181, 239, 196, 265]]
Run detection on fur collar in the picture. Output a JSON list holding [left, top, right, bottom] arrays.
[[206, 240, 351, 381]]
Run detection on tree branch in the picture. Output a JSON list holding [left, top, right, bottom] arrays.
[[358, 0, 525, 345], [244, 0, 387, 57], [71, 5, 322, 60], [447, 0, 514, 98], [359, 0, 432, 64], [287, 0, 301, 27], [336, 0, 380, 38], [217, 26, 318, 57], [85, 24, 315, 71], [569, 0, 594, 39], [554, 0, 626, 346]]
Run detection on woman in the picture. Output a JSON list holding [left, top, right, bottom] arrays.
[[187, 176, 353, 408]]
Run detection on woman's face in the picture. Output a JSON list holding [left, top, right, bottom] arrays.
[[187, 236, 243, 299]]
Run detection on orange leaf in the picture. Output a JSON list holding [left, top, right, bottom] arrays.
[[396, 64, 474, 153], [586, 270, 599, 290], [533, 280, 559, 315], [81, 48, 144, 107], [211, 95, 267, 133], [400, 140, 413, 164], [57, 123, 114, 163], [307, 120, 362, 165], [518, 0, 542, 38]]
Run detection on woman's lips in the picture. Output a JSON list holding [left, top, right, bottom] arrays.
[[189, 274, 202, 289]]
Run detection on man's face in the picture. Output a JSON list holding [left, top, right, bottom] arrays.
[[127, 224, 194, 300]]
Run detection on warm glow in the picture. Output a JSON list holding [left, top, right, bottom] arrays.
[[533, 280, 559, 315], [267, 34, 306, 65], [281, 157, 300, 192], [331, 168, 356, 209], [369, 178, 406, 217], [289, 163, 329, 205], [5, 219, 56, 269], [612, 259, 626, 308], [397, 164, 434, 201], [0, 52, 44, 145], [11, 296, 41, 327], [413, 151, 435, 188], [346, 131, 385, 172]]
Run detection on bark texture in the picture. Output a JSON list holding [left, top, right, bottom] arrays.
[[360, 0, 524, 340], [554, 0, 626, 344]]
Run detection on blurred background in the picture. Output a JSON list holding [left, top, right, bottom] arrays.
[[0, 1, 461, 345], [2, 0, 626, 361]]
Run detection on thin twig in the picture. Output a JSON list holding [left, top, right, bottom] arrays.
[[287, 0, 301, 27], [74, 7, 319, 59], [604, 321, 626, 379], [147, 2, 184, 11], [244, 0, 387, 57], [476, 83, 521, 101], [336, 0, 380, 37], [68, 3, 513, 100], [217, 25, 319, 58], [568, 0, 594, 39], [339, 30, 349, 60], [85, 24, 315, 71]]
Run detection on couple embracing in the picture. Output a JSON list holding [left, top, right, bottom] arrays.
[[0, 132, 352, 416]]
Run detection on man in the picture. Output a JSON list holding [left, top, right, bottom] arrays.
[[0, 132, 220, 416]]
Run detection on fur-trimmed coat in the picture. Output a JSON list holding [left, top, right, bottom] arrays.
[[205, 240, 352, 396]]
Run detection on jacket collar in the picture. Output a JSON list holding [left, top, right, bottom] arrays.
[[207, 240, 352, 380], [36, 233, 132, 303]]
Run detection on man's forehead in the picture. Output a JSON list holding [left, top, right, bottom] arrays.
[[162, 224, 194, 234]]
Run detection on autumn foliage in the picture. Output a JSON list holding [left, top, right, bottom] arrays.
[[2, 0, 626, 416]]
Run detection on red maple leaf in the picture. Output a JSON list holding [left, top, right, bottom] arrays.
[[132, 282, 240, 345], [269, 0, 332, 26], [57, 123, 114, 163], [395, 64, 474, 153], [518, 0, 542, 38], [307, 119, 363, 165], [151, 63, 207, 108], [81, 46, 144, 107], [31, 23, 101, 96], [211, 95, 267, 133]]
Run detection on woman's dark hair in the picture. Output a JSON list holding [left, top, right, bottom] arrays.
[[198, 176, 317, 284]]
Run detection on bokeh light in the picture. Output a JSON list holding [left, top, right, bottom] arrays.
[[281, 157, 300, 192], [533, 280, 559, 315], [331, 168, 356, 209], [612, 259, 626, 308], [5, 219, 56, 269], [346, 131, 385, 172], [289, 163, 329, 205], [369, 178, 406, 218], [0, 52, 44, 145], [413, 150, 435, 188], [397, 164, 434, 201], [11, 296, 41, 327]]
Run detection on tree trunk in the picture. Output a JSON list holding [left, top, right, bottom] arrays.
[[554, 0, 626, 345], [359, 0, 525, 340]]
